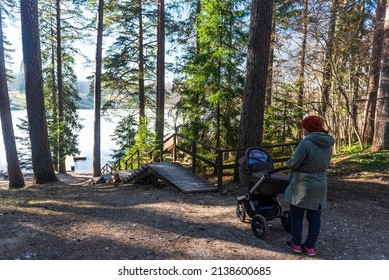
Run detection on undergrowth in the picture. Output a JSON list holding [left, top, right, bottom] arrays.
[[330, 144, 389, 177]]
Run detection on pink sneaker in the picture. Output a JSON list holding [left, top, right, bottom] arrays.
[[302, 244, 315, 256], [286, 241, 302, 253]]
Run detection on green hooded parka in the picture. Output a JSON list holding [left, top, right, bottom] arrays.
[[284, 132, 335, 210]]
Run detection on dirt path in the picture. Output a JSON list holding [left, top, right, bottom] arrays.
[[0, 172, 388, 260]]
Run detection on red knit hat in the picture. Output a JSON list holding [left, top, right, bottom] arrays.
[[301, 115, 324, 132]]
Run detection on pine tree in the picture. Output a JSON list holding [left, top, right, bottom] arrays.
[[156, 0, 165, 144], [174, 0, 248, 149], [20, 0, 57, 184], [103, 0, 158, 158], [39, 0, 83, 172], [0, 3, 25, 188], [238, 0, 273, 154], [93, 0, 103, 177]]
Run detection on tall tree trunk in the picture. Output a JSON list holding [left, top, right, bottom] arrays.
[[56, 0, 66, 173], [93, 0, 104, 177], [226, 3, 233, 148], [296, 0, 308, 137], [238, 0, 273, 158], [321, 0, 338, 116], [138, 0, 145, 124], [265, 3, 276, 107], [195, 0, 201, 53], [156, 0, 165, 144], [362, 0, 387, 144], [216, 31, 222, 149], [50, 17, 59, 171], [372, 3, 389, 151], [0, 7, 25, 189], [351, 2, 364, 133], [297, 0, 308, 106], [20, 0, 57, 184]]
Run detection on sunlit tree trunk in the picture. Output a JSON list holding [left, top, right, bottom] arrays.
[[0, 7, 25, 188], [372, 3, 389, 151], [138, 0, 145, 124], [50, 16, 59, 171], [93, 0, 104, 177], [321, 0, 338, 116], [296, 0, 308, 138], [56, 0, 66, 173], [266, 3, 276, 107], [362, 0, 387, 144]]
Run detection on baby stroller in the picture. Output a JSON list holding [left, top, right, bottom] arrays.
[[236, 147, 291, 239]]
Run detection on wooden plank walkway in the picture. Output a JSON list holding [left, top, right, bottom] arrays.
[[147, 162, 217, 193]]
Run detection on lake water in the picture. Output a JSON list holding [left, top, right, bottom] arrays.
[[0, 109, 179, 173]]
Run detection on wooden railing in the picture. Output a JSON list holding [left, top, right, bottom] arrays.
[[101, 132, 297, 192], [101, 149, 150, 174]]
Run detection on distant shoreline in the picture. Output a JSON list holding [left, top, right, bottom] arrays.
[[9, 91, 95, 110]]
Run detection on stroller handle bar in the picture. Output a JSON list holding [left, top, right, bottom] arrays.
[[248, 166, 289, 196]]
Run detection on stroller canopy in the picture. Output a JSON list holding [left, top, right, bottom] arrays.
[[248, 149, 272, 165]]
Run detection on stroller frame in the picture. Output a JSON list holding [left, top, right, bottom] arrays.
[[236, 147, 291, 239]]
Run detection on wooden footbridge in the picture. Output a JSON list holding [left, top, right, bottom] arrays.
[[147, 162, 217, 192], [98, 133, 296, 193], [98, 162, 217, 193]]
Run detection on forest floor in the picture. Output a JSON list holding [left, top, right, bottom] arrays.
[[0, 160, 388, 260]]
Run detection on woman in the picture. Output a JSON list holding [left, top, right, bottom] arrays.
[[285, 115, 335, 256]]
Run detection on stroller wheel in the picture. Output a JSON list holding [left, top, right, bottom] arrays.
[[236, 202, 246, 222], [281, 210, 292, 232], [251, 214, 268, 239]]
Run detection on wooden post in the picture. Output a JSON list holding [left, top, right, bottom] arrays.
[[233, 157, 240, 182], [158, 145, 161, 162], [173, 133, 177, 162], [153, 175, 158, 188], [191, 141, 196, 173], [217, 150, 223, 193]]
